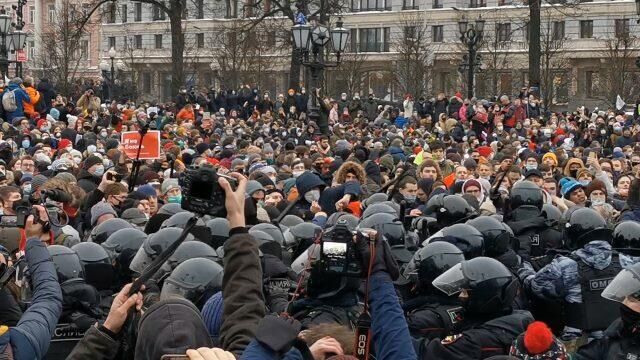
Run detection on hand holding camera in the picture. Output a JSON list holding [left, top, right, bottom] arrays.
[[354, 229, 399, 280], [24, 205, 50, 242], [217, 172, 247, 229]]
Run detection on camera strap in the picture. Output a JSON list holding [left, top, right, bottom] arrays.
[[355, 238, 376, 360]]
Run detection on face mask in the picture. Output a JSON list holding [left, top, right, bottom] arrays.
[[93, 166, 105, 177], [72, 157, 81, 165], [66, 146, 73, 152], [304, 189, 321, 203], [87, 145, 97, 153], [266, 158, 275, 165], [579, 179, 590, 186], [22, 184, 31, 195], [620, 303, 640, 334], [601, 129, 607, 135], [292, 170, 304, 178], [40, 126, 50, 132], [257, 200, 265, 208], [404, 194, 416, 203], [590, 195, 605, 206], [569, 169, 578, 178], [497, 126, 504, 132], [167, 195, 182, 204], [55, 132, 62, 138], [22, 171, 33, 178], [100, 131, 108, 137], [21, 140, 30, 148], [525, 164, 538, 171]]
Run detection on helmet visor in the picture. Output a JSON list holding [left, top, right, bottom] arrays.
[[432, 262, 467, 296], [602, 268, 640, 303], [129, 247, 154, 275], [291, 244, 320, 275]]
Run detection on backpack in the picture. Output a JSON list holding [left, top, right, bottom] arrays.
[[2, 89, 17, 112]]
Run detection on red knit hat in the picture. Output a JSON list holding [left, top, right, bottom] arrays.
[[36, 119, 47, 129], [58, 139, 72, 150], [477, 146, 492, 159]]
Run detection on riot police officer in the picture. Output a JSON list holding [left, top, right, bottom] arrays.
[[130, 228, 195, 276], [206, 217, 230, 249], [414, 257, 532, 358], [575, 261, 640, 359], [90, 218, 135, 244], [156, 241, 219, 281], [612, 221, 640, 267], [425, 223, 484, 259], [505, 181, 563, 267], [102, 228, 146, 289], [425, 194, 477, 229], [160, 258, 223, 309], [403, 241, 465, 339], [518, 208, 627, 341], [467, 216, 519, 273], [71, 242, 114, 291]]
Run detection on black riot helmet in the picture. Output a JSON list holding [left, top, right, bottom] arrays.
[[411, 216, 439, 242], [541, 203, 562, 226], [325, 212, 359, 232], [613, 221, 640, 256], [428, 223, 484, 259], [160, 258, 224, 308], [250, 229, 283, 260], [427, 194, 477, 228], [359, 213, 405, 247], [281, 214, 304, 228], [565, 207, 611, 250], [510, 181, 544, 211], [47, 245, 85, 283], [466, 216, 510, 257], [288, 222, 322, 260], [157, 241, 219, 281], [206, 218, 230, 248], [251, 223, 285, 245], [410, 241, 465, 294], [129, 228, 195, 275], [161, 212, 211, 245], [433, 257, 518, 315], [90, 218, 135, 244], [361, 202, 399, 220], [102, 228, 147, 260], [71, 242, 114, 291]]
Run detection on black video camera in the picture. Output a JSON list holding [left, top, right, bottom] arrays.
[[179, 167, 235, 217], [319, 220, 362, 277]]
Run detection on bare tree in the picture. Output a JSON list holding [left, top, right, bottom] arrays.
[[391, 14, 433, 98], [326, 50, 368, 97], [599, 31, 640, 106], [34, 0, 100, 96]]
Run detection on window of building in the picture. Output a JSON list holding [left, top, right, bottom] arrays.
[[196, 0, 204, 18], [497, 23, 511, 42], [469, 0, 486, 7], [357, 28, 389, 52], [580, 20, 593, 38], [108, 36, 116, 49], [433, 0, 442, 8], [155, 34, 162, 49], [265, 30, 276, 47], [121, 4, 127, 22], [153, 2, 166, 20], [552, 21, 565, 40], [142, 72, 152, 93], [28, 6, 35, 24], [498, 0, 512, 5], [352, 0, 390, 11], [586, 71, 601, 98], [105, 3, 116, 23], [403, 0, 418, 10], [615, 19, 629, 38], [523, 21, 529, 42], [80, 39, 89, 60], [432, 25, 443, 42], [48, 4, 55, 23], [28, 40, 35, 61], [134, 2, 142, 21], [134, 35, 142, 49], [196, 33, 205, 48]]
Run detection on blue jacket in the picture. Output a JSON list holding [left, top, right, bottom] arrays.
[[0, 238, 62, 359], [241, 272, 416, 360], [3, 83, 31, 122], [395, 115, 408, 129], [620, 207, 640, 222]]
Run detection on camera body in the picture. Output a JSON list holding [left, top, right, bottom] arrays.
[[179, 167, 229, 217], [319, 220, 362, 277]]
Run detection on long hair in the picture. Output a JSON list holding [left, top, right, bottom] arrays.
[[627, 178, 640, 208]]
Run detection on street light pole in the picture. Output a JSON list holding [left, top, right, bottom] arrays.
[[13, 0, 26, 78], [101, 47, 117, 101], [458, 16, 484, 100], [291, 14, 348, 134]]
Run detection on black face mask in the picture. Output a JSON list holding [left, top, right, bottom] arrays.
[[569, 169, 578, 178], [620, 303, 640, 335]]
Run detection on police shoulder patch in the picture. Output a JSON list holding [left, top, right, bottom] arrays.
[[441, 334, 462, 345]]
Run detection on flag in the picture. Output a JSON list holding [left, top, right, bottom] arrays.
[[616, 95, 626, 111]]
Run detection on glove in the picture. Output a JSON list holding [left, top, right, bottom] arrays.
[[254, 315, 302, 354], [355, 231, 400, 281]]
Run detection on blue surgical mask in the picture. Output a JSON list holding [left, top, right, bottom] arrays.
[[167, 195, 182, 204], [21, 140, 30, 149], [93, 166, 105, 177], [525, 164, 538, 171], [579, 180, 590, 186]]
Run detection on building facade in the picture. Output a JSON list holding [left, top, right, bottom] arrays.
[[95, 0, 639, 108]]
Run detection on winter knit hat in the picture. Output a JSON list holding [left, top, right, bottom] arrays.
[[585, 179, 607, 198], [161, 178, 180, 195], [83, 155, 103, 170], [136, 184, 158, 199], [509, 321, 567, 359], [91, 202, 117, 226], [58, 138, 72, 150], [542, 152, 558, 167], [55, 172, 76, 183], [246, 180, 265, 197], [31, 175, 48, 191], [201, 291, 224, 339], [560, 178, 584, 199]]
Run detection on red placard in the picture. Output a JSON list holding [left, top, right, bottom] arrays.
[[16, 50, 27, 62], [121, 130, 161, 159]]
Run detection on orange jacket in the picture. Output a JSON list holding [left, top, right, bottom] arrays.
[[23, 86, 40, 117], [177, 108, 195, 122]]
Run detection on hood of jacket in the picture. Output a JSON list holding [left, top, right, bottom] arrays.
[[572, 240, 612, 270], [135, 297, 213, 359], [295, 171, 326, 196]]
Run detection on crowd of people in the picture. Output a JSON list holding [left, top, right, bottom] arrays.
[[2, 75, 640, 359]]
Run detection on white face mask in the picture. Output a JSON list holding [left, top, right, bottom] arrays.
[[304, 189, 321, 203], [292, 170, 304, 178], [591, 194, 606, 206]]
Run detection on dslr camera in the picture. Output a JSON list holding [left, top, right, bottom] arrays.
[[179, 166, 235, 217], [319, 220, 362, 277]]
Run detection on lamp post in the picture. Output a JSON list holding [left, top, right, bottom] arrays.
[[291, 15, 349, 134], [636, 0, 640, 24], [458, 16, 485, 100], [100, 47, 118, 101], [0, 6, 27, 79]]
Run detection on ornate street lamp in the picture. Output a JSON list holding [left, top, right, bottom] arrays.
[[458, 16, 485, 99]]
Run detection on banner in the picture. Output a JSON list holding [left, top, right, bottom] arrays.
[[121, 130, 161, 159]]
